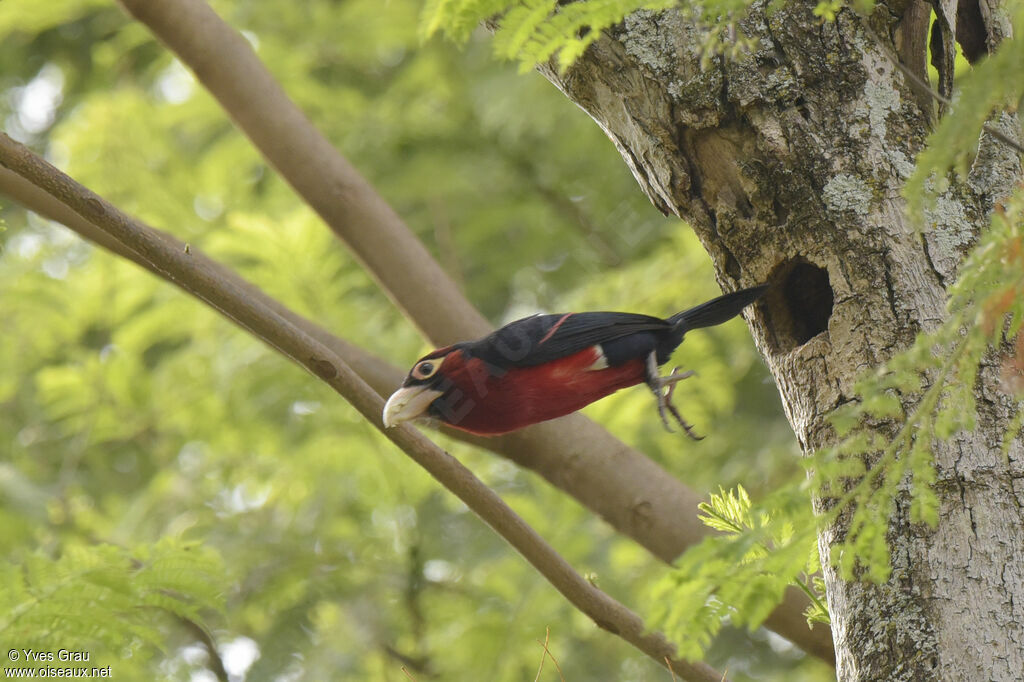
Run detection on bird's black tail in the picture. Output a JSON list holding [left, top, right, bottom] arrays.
[[668, 284, 768, 332]]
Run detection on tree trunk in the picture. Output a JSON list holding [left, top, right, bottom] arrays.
[[539, 1, 1023, 679]]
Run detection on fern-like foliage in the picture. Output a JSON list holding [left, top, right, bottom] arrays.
[[649, 485, 827, 659], [424, 0, 683, 71], [0, 539, 226, 656]]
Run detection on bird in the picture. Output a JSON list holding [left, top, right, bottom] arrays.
[[382, 284, 767, 438]]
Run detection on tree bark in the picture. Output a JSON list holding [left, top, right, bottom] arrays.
[[538, 1, 1023, 679]]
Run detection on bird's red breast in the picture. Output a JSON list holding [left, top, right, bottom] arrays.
[[383, 286, 768, 436], [433, 346, 646, 435]]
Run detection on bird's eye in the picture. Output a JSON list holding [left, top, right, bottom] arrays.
[[413, 360, 438, 380]]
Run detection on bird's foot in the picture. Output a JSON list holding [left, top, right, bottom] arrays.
[[645, 354, 702, 440]]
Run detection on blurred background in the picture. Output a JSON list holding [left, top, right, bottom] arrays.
[[0, 0, 828, 679]]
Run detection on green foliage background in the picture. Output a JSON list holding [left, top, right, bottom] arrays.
[[0, 1, 822, 680], [4, 0, 1021, 678]]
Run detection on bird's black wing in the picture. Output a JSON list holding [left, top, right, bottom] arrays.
[[463, 312, 671, 369]]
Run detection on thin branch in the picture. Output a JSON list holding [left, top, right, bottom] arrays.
[[0, 133, 727, 682], [534, 630, 548, 682], [179, 618, 229, 682], [101, 0, 832, 661], [382, 644, 432, 676], [533, 627, 566, 682]]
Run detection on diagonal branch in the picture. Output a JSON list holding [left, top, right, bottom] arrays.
[[0, 164, 401, 395], [108, 0, 833, 662], [0, 132, 727, 682]]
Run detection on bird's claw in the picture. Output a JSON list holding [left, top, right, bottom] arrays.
[[646, 358, 703, 440]]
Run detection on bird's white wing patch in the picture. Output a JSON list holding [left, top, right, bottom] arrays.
[[585, 344, 609, 370]]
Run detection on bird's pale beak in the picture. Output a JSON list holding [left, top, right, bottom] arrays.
[[382, 385, 444, 428]]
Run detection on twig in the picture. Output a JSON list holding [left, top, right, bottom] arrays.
[[383, 645, 430, 676], [108, 0, 835, 661], [179, 618, 229, 682], [0, 133, 728, 682], [534, 628, 548, 682], [534, 627, 566, 682], [862, 24, 1024, 156]]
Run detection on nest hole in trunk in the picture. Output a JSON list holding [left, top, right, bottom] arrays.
[[763, 258, 833, 353]]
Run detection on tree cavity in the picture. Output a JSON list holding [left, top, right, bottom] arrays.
[[764, 258, 834, 352]]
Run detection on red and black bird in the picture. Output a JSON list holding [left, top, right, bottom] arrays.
[[383, 285, 767, 438]]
